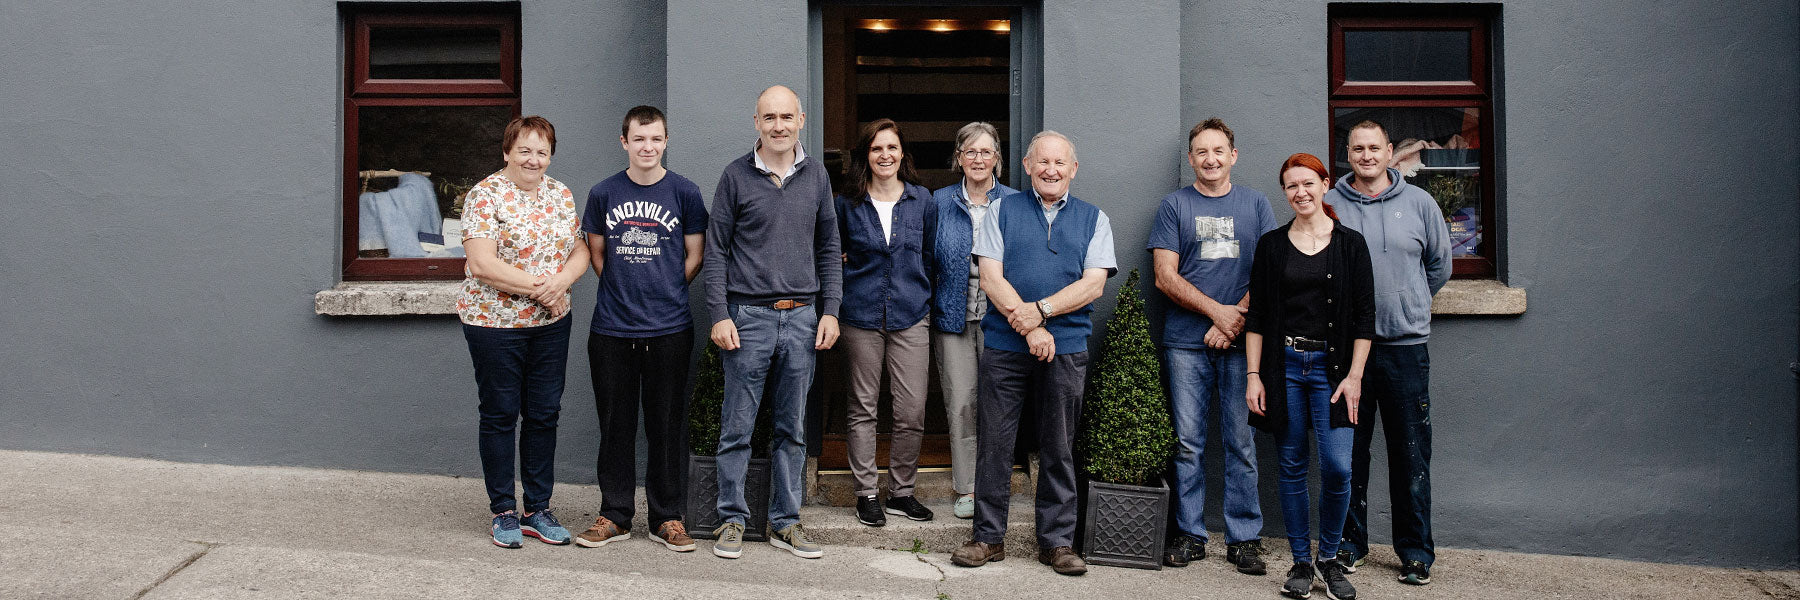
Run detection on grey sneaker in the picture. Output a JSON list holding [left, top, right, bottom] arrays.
[[711, 522, 745, 559], [770, 523, 823, 559]]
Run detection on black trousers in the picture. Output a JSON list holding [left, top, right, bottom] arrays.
[[588, 329, 694, 528]]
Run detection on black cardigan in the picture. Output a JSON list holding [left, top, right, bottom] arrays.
[[1245, 220, 1377, 433]]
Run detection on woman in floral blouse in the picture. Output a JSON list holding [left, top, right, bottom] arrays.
[[458, 115, 589, 549]]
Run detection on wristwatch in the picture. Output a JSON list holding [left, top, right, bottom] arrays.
[[1037, 299, 1055, 318]]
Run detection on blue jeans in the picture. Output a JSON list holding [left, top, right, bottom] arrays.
[[1165, 347, 1262, 544], [1275, 345, 1354, 562], [716, 304, 816, 531], [1344, 343, 1434, 566], [463, 318, 571, 514]]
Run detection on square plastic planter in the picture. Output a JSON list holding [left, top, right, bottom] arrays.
[[1080, 480, 1169, 570], [685, 454, 771, 542]]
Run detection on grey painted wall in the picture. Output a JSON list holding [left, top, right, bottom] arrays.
[[0, 0, 1794, 569], [1179, 0, 1800, 568], [0, 0, 663, 474]]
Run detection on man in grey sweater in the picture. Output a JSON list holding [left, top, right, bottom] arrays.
[[1325, 120, 1450, 587], [701, 85, 841, 561]]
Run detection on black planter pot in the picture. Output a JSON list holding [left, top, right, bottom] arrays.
[[685, 454, 771, 542], [1079, 480, 1169, 570]]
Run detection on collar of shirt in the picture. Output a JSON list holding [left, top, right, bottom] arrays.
[[1030, 188, 1067, 213], [959, 179, 1000, 209], [751, 140, 808, 181]]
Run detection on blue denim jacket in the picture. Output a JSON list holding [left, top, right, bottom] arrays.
[[834, 182, 938, 331], [929, 181, 1019, 333]]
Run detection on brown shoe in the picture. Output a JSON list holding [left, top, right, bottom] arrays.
[[573, 516, 631, 548], [1037, 546, 1088, 576], [951, 540, 1006, 567], [652, 520, 697, 552]]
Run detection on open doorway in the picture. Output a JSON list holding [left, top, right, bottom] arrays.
[[813, 4, 1037, 478]]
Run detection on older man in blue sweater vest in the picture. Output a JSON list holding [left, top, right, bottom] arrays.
[[950, 131, 1116, 576]]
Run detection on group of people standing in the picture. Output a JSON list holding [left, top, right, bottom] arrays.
[[451, 82, 1448, 600]]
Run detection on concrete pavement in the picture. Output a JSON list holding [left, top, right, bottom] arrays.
[[2, 450, 1797, 599]]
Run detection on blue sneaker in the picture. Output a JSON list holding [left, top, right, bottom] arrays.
[[520, 509, 571, 545], [492, 511, 523, 548]]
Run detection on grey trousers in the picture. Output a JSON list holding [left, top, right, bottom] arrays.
[[931, 323, 983, 495], [972, 347, 1088, 548], [841, 320, 931, 498]]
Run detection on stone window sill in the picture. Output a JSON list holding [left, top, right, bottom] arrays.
[[1433, 279, 1526, 315], [313, 279, 1525, 317], [314, 281, 461, 316]]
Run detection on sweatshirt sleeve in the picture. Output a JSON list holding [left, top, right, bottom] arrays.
[[1419, 192, 1452, 295], [815, 176, 843, 317], [703, 171, 736, 325]]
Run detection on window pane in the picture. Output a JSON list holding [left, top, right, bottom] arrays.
[[356, 105, 512, 258], [1343, 30, 1470, 82], [369, 27, 502, 79], [1333, 106, 1483, 257]]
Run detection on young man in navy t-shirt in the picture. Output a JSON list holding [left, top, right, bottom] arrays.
[[1146, 118, 1277, 574], [573, 105, 709, 553]]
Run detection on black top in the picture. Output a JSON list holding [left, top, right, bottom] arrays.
[[1282, 243, 1331, 340], [1245, 220, 1378, 433]]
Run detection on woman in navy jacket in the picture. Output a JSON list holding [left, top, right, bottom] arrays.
[[928, 122, 1016, 519], [834, 119, 938, 526], [1245, 153, 1376, 600]]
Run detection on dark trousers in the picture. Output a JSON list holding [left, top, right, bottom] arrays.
[[972, 347, 1088, 548], [464, 318, 571, 515], [1344, 342, 1435, 565], [588, 329, 694, 528]]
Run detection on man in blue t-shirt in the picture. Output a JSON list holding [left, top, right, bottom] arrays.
[[1146, 118, 1277, 574], [573, 106, 709, 554]]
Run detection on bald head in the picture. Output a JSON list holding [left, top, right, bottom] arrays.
[[753, 85, 806, 158]]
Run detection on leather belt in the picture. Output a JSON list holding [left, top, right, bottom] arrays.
[[1284, 336, 1327, 352], [770, 299, 810, 310]]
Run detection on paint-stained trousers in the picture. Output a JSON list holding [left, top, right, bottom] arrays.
[[1343, 342, 1435, 566], [972, 347, 1088, 549]]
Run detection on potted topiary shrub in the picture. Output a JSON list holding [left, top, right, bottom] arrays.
[[1077, 269, 1177, 570], [685, 343, 775, 542]]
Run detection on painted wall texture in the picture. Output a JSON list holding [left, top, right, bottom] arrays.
[[0, 0, 1794, 568]]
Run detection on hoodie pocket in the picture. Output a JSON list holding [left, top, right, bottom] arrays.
[[1375, 286, 1431, 341]]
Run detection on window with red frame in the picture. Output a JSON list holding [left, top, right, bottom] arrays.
[[1329, 6, 1498, 278], [343, 4, 519, 280]]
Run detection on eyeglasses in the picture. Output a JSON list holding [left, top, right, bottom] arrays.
[[960, 149, 997, 160]]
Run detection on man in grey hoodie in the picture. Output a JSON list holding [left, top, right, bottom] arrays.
[[1325, 120, 1450, 586]]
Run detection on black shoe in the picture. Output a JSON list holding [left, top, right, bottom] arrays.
[[1318, 559, 1358, 600], [1162, 534, 1205, 567], [1333, 548, 1363, 573], [857, 495, 886, 527], [1282, 562, 1315, 599], [884, 495, 934, 521], [1226, 539, 1267, 575], [1398, 560, 1432, 585]]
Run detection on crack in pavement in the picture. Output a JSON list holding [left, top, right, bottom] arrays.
[[914, 553, 949, 599], [129, 541, 217, 600]]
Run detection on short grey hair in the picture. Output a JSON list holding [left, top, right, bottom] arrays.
[[949, 121, 1003, 179], [1025, 130, 1077, 163]]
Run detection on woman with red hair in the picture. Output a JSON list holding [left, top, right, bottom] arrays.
[[1244, 153, 1375, 600]]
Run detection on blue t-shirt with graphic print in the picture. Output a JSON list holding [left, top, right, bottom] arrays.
[[581, 170, 709, 337], [1145, 184, 1277, 349]]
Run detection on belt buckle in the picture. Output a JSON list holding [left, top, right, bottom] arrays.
[[772, 299, 802, 310]]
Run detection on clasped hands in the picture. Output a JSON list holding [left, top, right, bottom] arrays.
[[529, 273, 574, 317], [1203, 304, 1248, 350], [996, 300, 1057, 362]]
